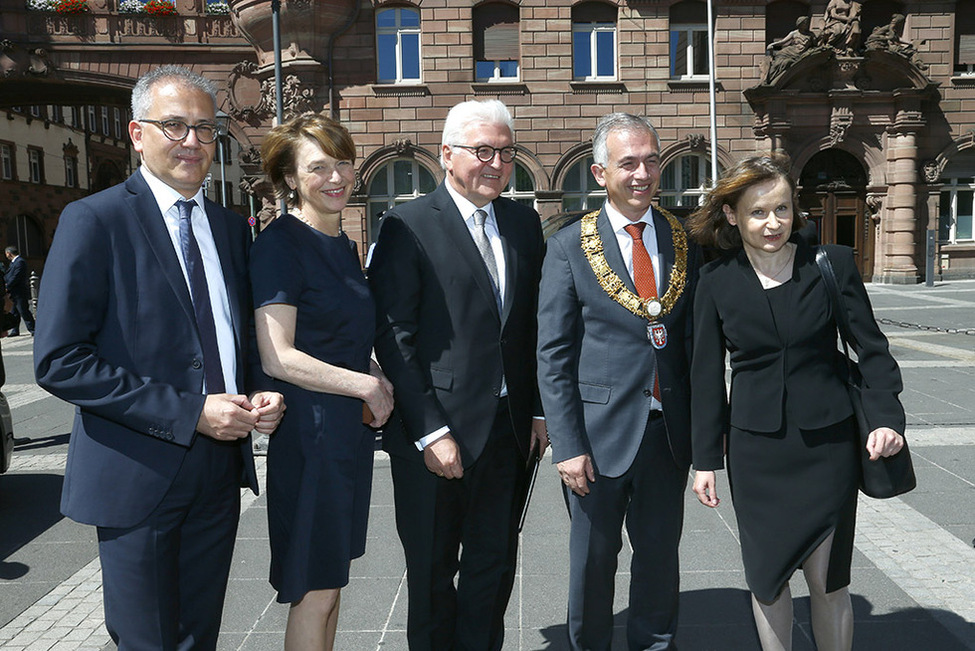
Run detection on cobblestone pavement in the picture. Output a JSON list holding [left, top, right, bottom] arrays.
[[1, 280, 974, 650]]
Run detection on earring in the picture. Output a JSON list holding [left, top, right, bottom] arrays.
[[288, 189, 296, 201]]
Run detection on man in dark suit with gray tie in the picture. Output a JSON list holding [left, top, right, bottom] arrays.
[[34, 65, 284, 650], [369, 99, 547, 651], [537, 113, 700, 651]]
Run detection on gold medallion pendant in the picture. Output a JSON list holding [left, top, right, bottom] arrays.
[[580, 206, 688, 324]]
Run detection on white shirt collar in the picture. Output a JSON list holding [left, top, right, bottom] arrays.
[[139, 165, 207, 217], [444, 179, 495, 223], [604, 200, 655, 236]]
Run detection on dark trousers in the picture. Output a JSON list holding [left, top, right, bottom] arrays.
[[96, 436, 242, 651], [390, 400, 529, 651], [9, 294, 34, 334], [565, 417, 688, 651]]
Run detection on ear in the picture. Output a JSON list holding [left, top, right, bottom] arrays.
[[129, 120, 145, 154], [590, 163, 607, 189], [284, 175, 296, 191], [442, 144, 454, 171], [722, 203, 737, 226]]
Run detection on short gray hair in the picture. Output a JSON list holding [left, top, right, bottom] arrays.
[[591, 113, 660, 167], [440, 99, 515, 169], [131, 65, 217, 120]]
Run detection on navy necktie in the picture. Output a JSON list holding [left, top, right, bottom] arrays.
[[176, 199, 226, 394]]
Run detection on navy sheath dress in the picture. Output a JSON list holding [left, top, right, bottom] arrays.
[[250, 214, 376, 603]]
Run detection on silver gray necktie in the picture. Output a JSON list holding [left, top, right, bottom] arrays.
[[472, 209, 502, 310]]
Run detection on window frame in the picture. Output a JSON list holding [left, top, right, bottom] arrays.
[[376, 7, 423, 84], [572, 21, 617, 81], [65, 155, 78, 188], [366, 158, 437, 242], [670, 22, 710, 80], [1, 143, 15, 181], [939, 178, 975, 244], [561, 155, 606, 212], [27, 147, 44, 184], [473, 3, 520, 83], [658, 153, 716, 210]]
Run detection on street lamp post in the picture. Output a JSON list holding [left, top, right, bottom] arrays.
[[215, 110, 229, 208]]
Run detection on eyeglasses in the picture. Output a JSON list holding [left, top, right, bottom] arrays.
[[451, 144, 517, 164], [138, 119, 220, 144]]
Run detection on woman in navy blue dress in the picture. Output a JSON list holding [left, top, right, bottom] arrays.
[[251, 113, 394, 650]]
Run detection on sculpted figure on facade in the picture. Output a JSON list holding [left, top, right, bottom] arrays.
[[865, 14, 926, 69], [765, 16, 817, 83], [821, 0, 862, 56]]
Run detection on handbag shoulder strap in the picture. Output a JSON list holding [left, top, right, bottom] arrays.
[[814, 247, 857, 356]]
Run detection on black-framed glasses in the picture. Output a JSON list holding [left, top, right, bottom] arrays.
[[451, 144, 517, 164], [139, 119, 220, 144]]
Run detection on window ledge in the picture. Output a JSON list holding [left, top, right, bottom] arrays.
[[667, 78, 720, 92], [569, 81, 626, 94], [939, 242, 975, 252], [950, 75, 975, 87], [471, 82, 528, 95], [371, 84, 430, 97]]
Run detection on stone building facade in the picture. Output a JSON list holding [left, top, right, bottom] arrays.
[[2, 0, 975, 282]]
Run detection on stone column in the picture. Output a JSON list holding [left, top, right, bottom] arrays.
[[880, 112, 924, 283]]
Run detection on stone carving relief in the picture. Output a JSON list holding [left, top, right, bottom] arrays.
[[765, 16, 818, 83], [226, 61, 273, 123], [279, 74, 316, 120], [864, 14, 927, 70], [828, 106, 853, 146], [687, 134, 706, 151], [393, 138, 413, 155], [0, 41, 53, 78], [866, 193, 884, 224], [821, 0, 862, 56], [921, 159, 944, 185]]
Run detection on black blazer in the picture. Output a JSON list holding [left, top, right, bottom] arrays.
[[691, 241, 905, 471], [4, 256, 29, 300], [369, 182, 544, 466], [34, 171, 258, 528]]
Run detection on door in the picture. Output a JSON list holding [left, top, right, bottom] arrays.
[[800, 191, 873, 281]]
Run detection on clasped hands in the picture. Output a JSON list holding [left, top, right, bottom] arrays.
[[197, 391, 286, 441], [424, 418, 548, 480]]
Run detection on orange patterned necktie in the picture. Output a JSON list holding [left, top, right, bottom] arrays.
[[624, 221, 660, 401]]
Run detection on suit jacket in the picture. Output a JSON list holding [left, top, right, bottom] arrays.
[[369, 182, 544, 466], [34, 171, 258, 529], [5, 256, 28, 300], [690, 241, 905, 471], [537, 206, 700, 478]]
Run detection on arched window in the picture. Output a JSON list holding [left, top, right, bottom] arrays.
[[376, 7, 422, 84], [659, 153, 718, 211], [367, 158, 437, 241], [561, 156, 605, 211], [501, 162, 535, 208], [572, 3, 617, 81], [8, 214, 45, 258]]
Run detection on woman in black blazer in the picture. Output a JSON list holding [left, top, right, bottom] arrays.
[[686, 155, 905, 651]]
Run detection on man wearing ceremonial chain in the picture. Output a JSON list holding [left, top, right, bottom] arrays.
[[537, 112, 701, 650]]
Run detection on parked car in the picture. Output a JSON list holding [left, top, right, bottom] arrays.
[[0, 345, 13, 475]]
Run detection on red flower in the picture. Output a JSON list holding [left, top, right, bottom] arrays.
[[55, 0, 89, 14], [144, 0, 177, 16]]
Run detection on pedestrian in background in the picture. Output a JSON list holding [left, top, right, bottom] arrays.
[[687, 154, 904, 651], [369, 99, 547, 651], [34, 65, 285, 650], [536, 113, 700, 651], [251, 112, 394, 651], [5, 246, 35, 336]]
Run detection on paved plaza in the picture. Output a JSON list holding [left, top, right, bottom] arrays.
[[1, 280, 974, 650]]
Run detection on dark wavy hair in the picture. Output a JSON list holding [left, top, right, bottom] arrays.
[[686, 154, 806, 251], [261, 112, 356, 209]]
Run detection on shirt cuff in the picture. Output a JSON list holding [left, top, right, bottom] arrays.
[[415, 426, 450, 451]]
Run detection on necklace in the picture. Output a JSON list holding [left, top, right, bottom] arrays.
[[293, 210, 341, 237], [751, 245, 795, 289], [580, 206, 688, 322]]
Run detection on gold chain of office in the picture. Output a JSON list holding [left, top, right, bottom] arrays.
[[580, 206, 688, 323]]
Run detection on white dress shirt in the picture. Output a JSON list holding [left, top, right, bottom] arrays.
[[140, 166, 238, 394], [604, 200, 663, 411]]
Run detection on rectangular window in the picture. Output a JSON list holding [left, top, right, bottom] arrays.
[[376, 8, 422, 83], [670, 25, 709, 79], [70, 106, 80, 128], [939, 182, 975, 243], [30, 105, 41, 118], [474, 5, 520, 82], [101, 107, 110, 135], [87, 106, 97, 133], [1, 144, 14, 180], [573, 23, 616, 80], [114, 107, 123, 138], [65, 156, 77, 188], [28, 148, 44, 184]]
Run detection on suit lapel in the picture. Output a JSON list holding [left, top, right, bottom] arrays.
[[127, 175, 196, 326], [596, 208, 637, 296], [435, 185, 502, 321], [494, 199, 518, 325]]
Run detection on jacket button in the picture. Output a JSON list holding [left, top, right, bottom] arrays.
[[643, 388, 652, 397], [192, 359, 202, 369], [493, 389, 500, 397]]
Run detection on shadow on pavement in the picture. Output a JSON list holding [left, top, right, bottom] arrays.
[[0, 472, 66, 562], [14, 432, 71, 451]]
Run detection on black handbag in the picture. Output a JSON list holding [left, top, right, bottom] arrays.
[[815, 248, 916, 499]]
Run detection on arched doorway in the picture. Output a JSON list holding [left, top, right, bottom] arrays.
[[798, 150, 873, 280]]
